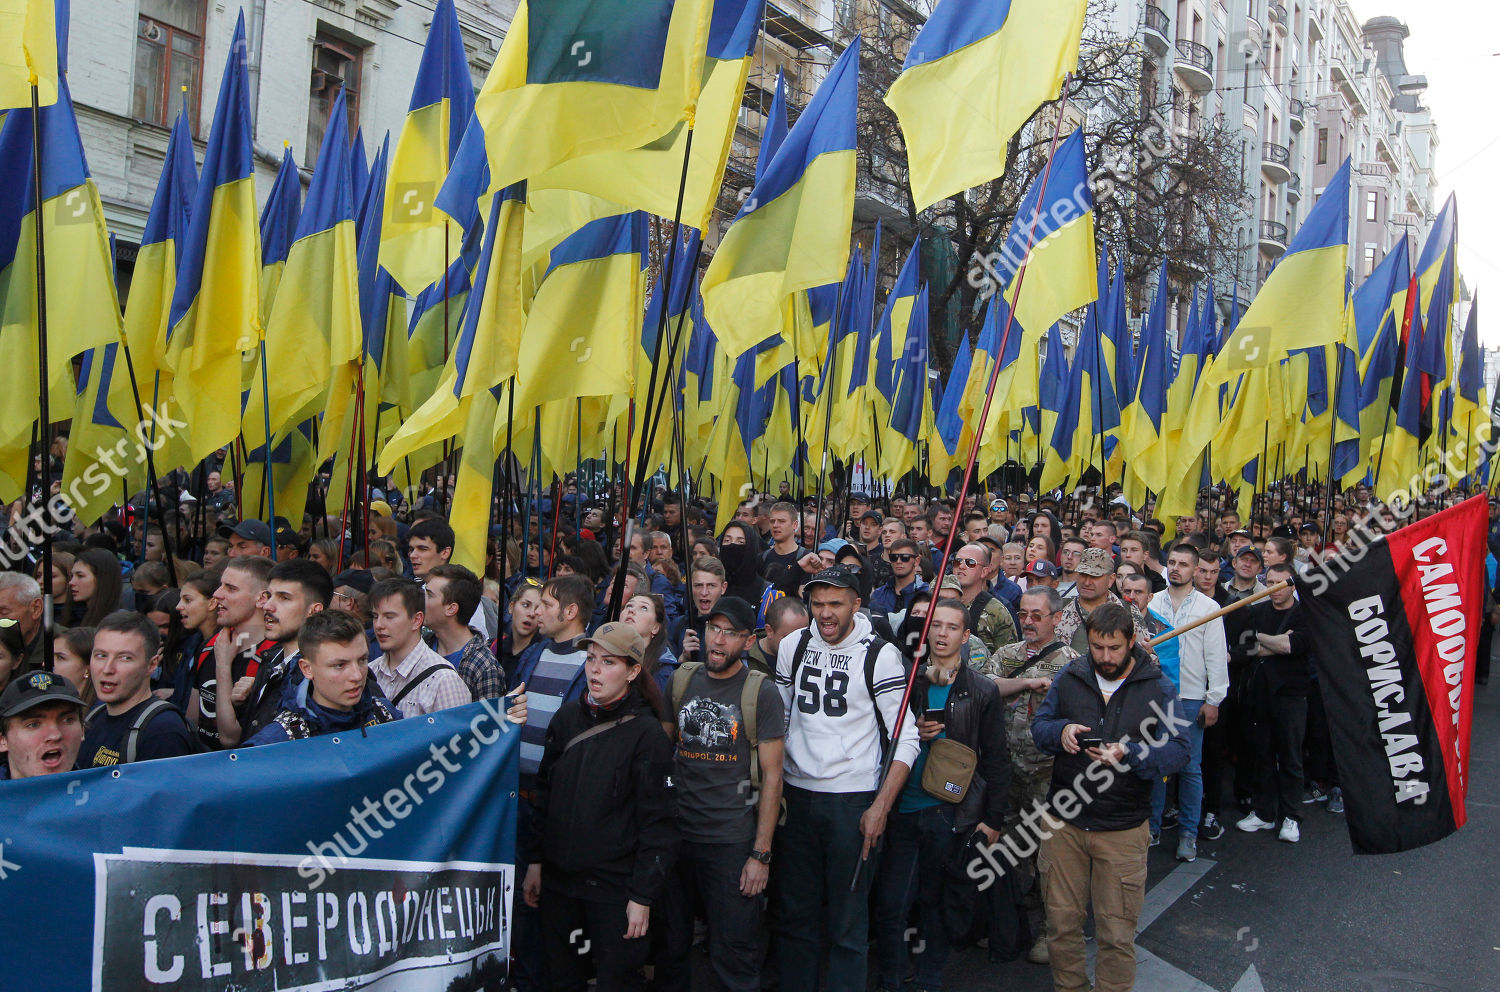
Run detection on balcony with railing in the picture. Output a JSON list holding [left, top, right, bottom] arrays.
[[1261, 141, 1292, 183], [1173, 38, 1214, 91], [1288, 97, 1306, 129], [1287, 172, 1302, 201], [1260, 219, 1289, 255], [1269, 2, 1289, 32], [1144, 4, 1171, 54]]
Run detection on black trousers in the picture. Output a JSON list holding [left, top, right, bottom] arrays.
[[1199, 703, 1227, 819], [656, 840, 763, 992], [1303, 682, 1339, 789], [1251, 694, 1307, 824], [540, 888, 651, 992]]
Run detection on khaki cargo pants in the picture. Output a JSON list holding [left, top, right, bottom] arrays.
[[1038, 819, 1149, 992]]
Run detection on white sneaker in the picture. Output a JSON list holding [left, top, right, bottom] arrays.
[[1278, 818, 1301, 843], [1236, 812, 1277, 832]]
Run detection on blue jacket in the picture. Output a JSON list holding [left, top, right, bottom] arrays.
[[869, 577, 928, 619], [1032, 649, 1189, 831], [244, 677, 399, 746], [510, 636, 590, 705]]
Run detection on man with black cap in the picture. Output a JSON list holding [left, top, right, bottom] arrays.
[[659, 596, 786, 992], [1223, 546, 1268, 604], [773, 567, 919, 992], [0, 671, 86, 779], [220, 519, 273, 558]]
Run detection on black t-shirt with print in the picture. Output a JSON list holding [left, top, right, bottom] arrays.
[[672, 665, 785, 845], [192, 634, 276, 751], [81, 697, 197, 767]]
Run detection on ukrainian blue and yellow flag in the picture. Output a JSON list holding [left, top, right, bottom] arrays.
[[1212, 158, 1350, 381], [704, 346, 755, 532], [241, 418, 317, 526], [930, 330, 971, 481], [1121, 262, 1170, 505], [535, 0, 762, 231], [1451, 297, 1488, 473], [165, 11, 260, 462], [884, 0, 1085, 210], [111, 107, 196, 474], [516, 210, 648, 411], [980, 128, 1097, 353], [379, 0, 474, 295], [873, 238, 919, 424], [1352, 238, 1408, 469], [1041, 293, 1120, 492], [258, 145, 301, 326], [886, 284, 932, 482], [1379, 301, 1429, 501], [0, 70, 121, 455], [381, 183, 526, 473], [0, 0, 58, 110], [474, 0, 712, 197], [403, 239, 476, 417], [61, 345, 143, 524], [702, 38, 859, 359], [250, 88, 361, 440]]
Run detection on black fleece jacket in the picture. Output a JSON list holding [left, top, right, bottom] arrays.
[[529, 691, 678, 905]]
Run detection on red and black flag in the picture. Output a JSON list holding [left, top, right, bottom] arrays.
[[1298, 495, 1485, 854]]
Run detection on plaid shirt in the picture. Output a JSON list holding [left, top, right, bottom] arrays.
[[454, 629, 506, 701]]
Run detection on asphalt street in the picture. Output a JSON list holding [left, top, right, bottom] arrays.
[[938, 678, 1500, 992]]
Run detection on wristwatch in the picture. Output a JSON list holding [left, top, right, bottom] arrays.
[[750, 848, 773, 865]]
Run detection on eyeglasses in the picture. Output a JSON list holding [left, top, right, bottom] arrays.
[[1018, 610, 1056, 622], [705, 623, 749, 639], [889, 553, 917, 563], [952, 557, 983, 569]]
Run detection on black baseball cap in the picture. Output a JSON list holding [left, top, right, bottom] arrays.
[[0, 670, 84, 720], [334, 569, 375, 595], [217, 519, 272, 545], [805, 567, 860, 593], [1236, 545, 1264, 561], [706, 595, 756, 633], [859, 510, 883, 524]]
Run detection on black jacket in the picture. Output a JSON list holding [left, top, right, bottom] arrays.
[[909, 662, 1010, 832], [530, 691, 678, 906], [1032, 649, 1190, 832]]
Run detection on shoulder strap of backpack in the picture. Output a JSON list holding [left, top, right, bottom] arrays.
[[391, 665, 451, 707], [862, 636, 892, 759], [788, 628, 814, 685], [741, 667, 767, 789], [669, 661, 704, 720], [124, 699, 176, 764]]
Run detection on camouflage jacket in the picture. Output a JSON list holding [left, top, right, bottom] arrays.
[[968, 590, 1019, 656], [1055, 593, 1147, 656], [986, 639, 1081, 775]]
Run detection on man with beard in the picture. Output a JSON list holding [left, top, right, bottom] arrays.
[[233, 560, 332, 747], [1031, 604, 1189, 992], [658, 597, 785, 992], [980, 586, 1080, 965]]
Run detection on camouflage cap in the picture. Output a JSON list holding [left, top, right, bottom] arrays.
[[1076, 547, 1116, 577]]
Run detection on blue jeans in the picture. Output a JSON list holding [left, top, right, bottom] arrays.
[[1150, 698, 1204, 840], [874, 804, 956, 991]]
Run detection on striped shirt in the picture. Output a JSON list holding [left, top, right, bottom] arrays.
[[519, 638, 587, 785]]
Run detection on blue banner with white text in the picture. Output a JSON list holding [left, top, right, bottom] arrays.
[[0, 698, 518, 991]]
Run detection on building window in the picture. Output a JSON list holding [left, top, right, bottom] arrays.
[[133, 0, 206, 130], [1365, 190, 1379, 223], [1363, 245, 1377, 278], [307, 32, 363, 167], [1317, 127, 1328, 164]]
